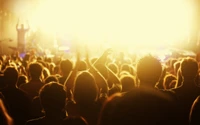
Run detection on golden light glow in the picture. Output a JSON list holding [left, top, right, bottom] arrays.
[[25, 0, 193, 50]]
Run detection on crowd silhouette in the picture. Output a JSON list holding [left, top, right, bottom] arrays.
[[0, 41, 199, 125]]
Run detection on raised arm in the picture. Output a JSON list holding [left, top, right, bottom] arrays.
[[86, 47, 108, 93], [25, 20, 30, 31], [94, 48, 120, 82], [64, 51, 80, 98], [16, 19, 20, 30], [93, 48, 112, 66], [93, 48, 121, 93]]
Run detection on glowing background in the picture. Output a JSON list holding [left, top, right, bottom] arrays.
[[14, 0, 193, 50]]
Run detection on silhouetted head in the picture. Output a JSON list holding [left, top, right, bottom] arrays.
[[42, 67, 50, 80], [62, 116, 88, 125], [136, 55, 162, 87], [17, 75, 28, 88], [169, 80, 177, 89], [20, 24, 24, 29], [39, 82, 66, 113], [180, 58, 198, 80], [44, 75, 59, 84], [28, 62, 43, 79], [73, 72, 98, 104], [163, 74, 177, 90], [54, 66, 60, 74], [49, 63, 55, 74], [60, 59, 73, 76], [4, 66, 18, 87], [37, 56, 43, 61], [119, 71, 130, 77], [11, 51, 19, 61], [120, 64, 134, 75], [98, 87, 176, 125], [22, 53, 30, 67], [120, 75, 136, 92], [45, 57, 53, 63], [23, 53, 30, 61], [37, 60, 47, 68], [78, 60, 87, 71]]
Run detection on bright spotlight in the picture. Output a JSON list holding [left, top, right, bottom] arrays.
[[21, 0, 193, 52]]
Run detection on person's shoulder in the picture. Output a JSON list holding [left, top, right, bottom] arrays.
[[160, 89, 176, 95], [159, 89, 178, 100], [170, 85, 182, 93], [104, 92, 123, 107], [30, 80, 44, 85], [9, 87, 28, 96], [19, 82, 28, 88], [59, 76, 66, 85], [16, 88, 30, 98], [26, 116, 45, 125]]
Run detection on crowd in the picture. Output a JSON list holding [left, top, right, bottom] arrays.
[[0, 46, 200, 125]]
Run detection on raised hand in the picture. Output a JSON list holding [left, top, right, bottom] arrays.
[[102, 48, 112, 57], [76, 50, 81, 66], [74, 48, 81, 70], [85, 45, 90, 65], [26, 20, 30, 30], [16, 18, 20, 29], [94, 48, 113, 66]]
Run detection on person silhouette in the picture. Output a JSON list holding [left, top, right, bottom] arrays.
[[26, 82, 68, 125], [16, 20, 30, 53]]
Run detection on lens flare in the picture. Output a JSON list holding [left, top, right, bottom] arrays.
[[24, 0, 193, 50]]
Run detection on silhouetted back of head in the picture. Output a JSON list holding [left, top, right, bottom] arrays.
[[73, 72, 98, 104], [44, 75, 59, 84], [17, 75, 28, 88], [23, 53, 30, 62], [20, 24, 24, 29], [121, 64, 132, 74], [37, 60, 47, 68], [60, 59, 73, 75], [28, 62, 43, 79], [163, 74, 177, 90], [62, 117, 88, 125], [78, 60, 87, 71], [180, 58, 198, 80], [39, 82, 66, 112], [4, 66, 18, 86], [120, 75, 136, 92], [45, 57, 52, 63], [37, 56, 43, 61], [99, 87, 176, 125], [137, 55, 162, 86], [42, 67, 50, 80]]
